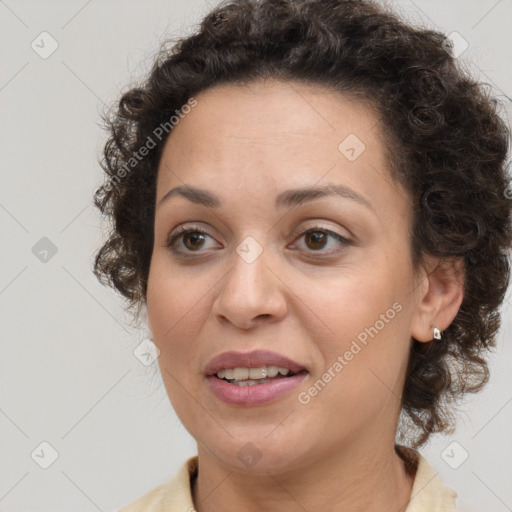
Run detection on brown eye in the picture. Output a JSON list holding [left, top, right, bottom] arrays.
[[292, 227, 351, 256], [182, 232, 206, 251], [305, 231, 328, 250], [166, 227, 219, 255]]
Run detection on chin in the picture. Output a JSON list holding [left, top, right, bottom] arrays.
[[199, 433, 309, 475]]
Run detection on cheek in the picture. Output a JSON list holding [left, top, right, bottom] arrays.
[[296, 264, 410, 393], [145, 260, 208, 424], [301, 298, 409, 430], [293, 264, 401, 341], [146, 258, 206, 364]]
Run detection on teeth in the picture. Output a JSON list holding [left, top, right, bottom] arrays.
[[249, 367, 265, 379], [220, 369, 235, 380], [266, 366, 279, 377], [233, 368, 249, 380], [216, 365, 290, 380], [232, 378, 273, 386]]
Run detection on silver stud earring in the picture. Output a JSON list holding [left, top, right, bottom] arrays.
[[433, 327, 441, 340]]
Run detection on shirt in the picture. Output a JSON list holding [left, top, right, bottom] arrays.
[[118, 445, 457, 511]]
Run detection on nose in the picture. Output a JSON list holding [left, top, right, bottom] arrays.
[[212, 243, 288, 329]]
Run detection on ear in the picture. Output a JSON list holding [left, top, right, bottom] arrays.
[[410, 255, 465, 343]]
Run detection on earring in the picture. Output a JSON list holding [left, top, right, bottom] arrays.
[[433, 327, 441, 340]]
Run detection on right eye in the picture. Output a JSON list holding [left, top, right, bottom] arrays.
[[166, 226, 220, 255]]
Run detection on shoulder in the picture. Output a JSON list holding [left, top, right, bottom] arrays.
[[117, 456, 198, 512]]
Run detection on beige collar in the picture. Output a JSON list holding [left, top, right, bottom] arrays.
[[119, 446, 457, 511], [397, 445, 457, 511]]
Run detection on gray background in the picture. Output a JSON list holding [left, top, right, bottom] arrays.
[[1, 0, 511, 511]]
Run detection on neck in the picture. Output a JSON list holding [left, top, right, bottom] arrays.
[[192, 440, 415, 512]]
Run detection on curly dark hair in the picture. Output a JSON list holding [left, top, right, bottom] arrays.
[[93, 0, 512, 448]]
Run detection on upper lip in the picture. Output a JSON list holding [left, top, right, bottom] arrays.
[[204, 350, 307, 376]]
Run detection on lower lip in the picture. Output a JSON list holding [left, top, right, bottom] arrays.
[[207, 372, 308, 406]]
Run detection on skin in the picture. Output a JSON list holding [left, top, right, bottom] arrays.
[[145, 79, 464, 512]]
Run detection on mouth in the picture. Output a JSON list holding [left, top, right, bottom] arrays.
[[214, 365, 308, 386], [204, 349, 307, 378], [204, 350, 309, 405]]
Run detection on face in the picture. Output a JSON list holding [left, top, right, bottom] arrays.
[[146, 80, 423, 474]]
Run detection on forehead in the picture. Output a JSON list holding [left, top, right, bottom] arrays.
[[155, 79, 405, 214], [162, 79, 381, 149]]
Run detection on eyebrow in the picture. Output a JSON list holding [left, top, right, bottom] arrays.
[[158, 183, 373, 211]]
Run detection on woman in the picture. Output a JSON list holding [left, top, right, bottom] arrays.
[[93, 0, 512, 510]]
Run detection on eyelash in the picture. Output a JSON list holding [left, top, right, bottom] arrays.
[[165, 225, 352, 258]]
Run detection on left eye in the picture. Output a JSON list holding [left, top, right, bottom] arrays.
[[292, 227, 351, 254]]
